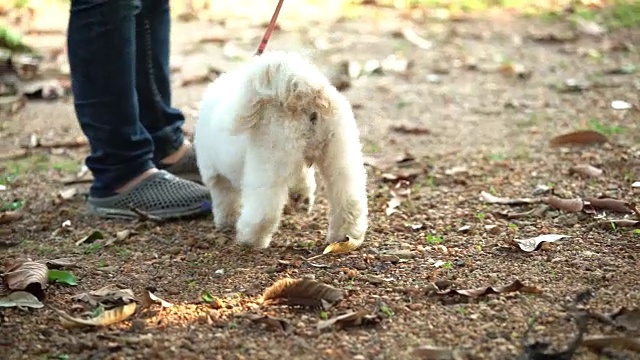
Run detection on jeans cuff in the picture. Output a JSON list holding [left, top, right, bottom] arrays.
[[152, 125, 184, 165]]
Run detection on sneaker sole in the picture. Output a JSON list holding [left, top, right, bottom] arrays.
[[87, 200, 211, 220]]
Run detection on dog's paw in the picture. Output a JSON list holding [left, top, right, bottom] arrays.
[[236, 233, 272, 249], [214, 217, 236, 233], [327, 211, 367, 244]]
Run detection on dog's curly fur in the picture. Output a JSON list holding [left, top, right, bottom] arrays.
[[194, 51, 368, 248]]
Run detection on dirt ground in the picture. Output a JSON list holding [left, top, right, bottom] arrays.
[[1, 3, 640, 360]]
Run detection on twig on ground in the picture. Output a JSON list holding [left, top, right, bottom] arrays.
[[520, 312, 587, 360], [61, 178, 93, 185], [589, 219, 639, 230], [128, 206, 164, 223], [494, 205, 550, 219], [400, 26, 433, 50], [20, 137, 88, 149], [1, 149, 30, 161]]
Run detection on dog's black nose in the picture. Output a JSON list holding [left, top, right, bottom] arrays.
[[309, 112, 318, 124]]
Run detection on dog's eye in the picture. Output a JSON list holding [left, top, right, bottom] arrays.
[[309, 112, 318, 124]]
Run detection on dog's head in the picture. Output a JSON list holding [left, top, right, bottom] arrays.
[[233, 52, 335, 149]]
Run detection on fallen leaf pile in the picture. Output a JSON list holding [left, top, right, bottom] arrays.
[[521, 293, 640, 358], [428, 279, 542, 298], [0, 257, 79, 308], [1, 258, 48, 306]]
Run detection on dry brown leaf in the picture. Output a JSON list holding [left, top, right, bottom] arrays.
[[386, 194, 403, 216], [55, 187, 77, 204], [542, 196, 584, 212], [104, 229, 134, 246], [584, 197, 631, 213], [317, 310, 381, 331], [581, 336, 640, 352], [322, 236, 364, 255], [432, 280, 542, 298], [116, 229, 133, 241], [0, 291, 44, 309], [549, 130, 608, 147], [235, 313, 292, 333], [413, 345, 463, 360], [528, 28, 577, 43], [390, 124, 430, 135], [261, 278, 344, 309], [608, 307, 640, 330], [3, 260, 48, 292], [569, 164, 603, 178], [627, 202, 640, 220], [498, 62, 532, 79], [71, 284, 136, 308], [514, 234, 570, 252], [196, 34, 227, 44], [380, 168, 424, 182], [0, 210, 23, 224], [494, 205, 550, 219], [480, 191, 539, 205], [54, 302, 137, 328], [141, 290, 173, 308]]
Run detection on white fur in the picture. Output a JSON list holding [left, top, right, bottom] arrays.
[[194, 51, 368, 248]]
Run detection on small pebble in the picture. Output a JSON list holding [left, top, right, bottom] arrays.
[[379, 254, 400, 263], [385, 249, 415, 259], [408, 303, 424, 311], [363, 275, 385, 285], [353, 262, 367, 270]]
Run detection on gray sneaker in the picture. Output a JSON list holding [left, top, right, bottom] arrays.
[[87, 170, 211, 220]]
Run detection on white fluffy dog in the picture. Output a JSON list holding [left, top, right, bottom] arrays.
[[194, 51, 368, 249]]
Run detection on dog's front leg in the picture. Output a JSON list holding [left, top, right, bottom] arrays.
[[318, 145, 369, 245], [235, 147, 290, 248]]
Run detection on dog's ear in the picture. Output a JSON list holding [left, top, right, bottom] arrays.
[[231, 62, 282, 135], [312, 88, 333, 121], [233, 98, 269, 135], [256, 62, 281, 91]]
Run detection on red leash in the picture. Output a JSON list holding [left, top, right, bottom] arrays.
[[254, 0, 285, 56]]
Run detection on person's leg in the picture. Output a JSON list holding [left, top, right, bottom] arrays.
[[68, 0, 210, 219], [68, 0, 154, 198], [135, 0, 199, 181]]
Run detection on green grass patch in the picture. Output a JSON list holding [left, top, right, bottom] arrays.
[[588, 118, 625, 136], [544, 0, 640, 29], [1, 154, 81, 185]]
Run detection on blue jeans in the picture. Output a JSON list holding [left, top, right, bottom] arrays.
[[68, 0, 185, 198]]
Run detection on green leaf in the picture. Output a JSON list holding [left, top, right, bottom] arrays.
[[201, 290, 214, 303], [1, 200, 22, 211], [48, 270, 78, 286]]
